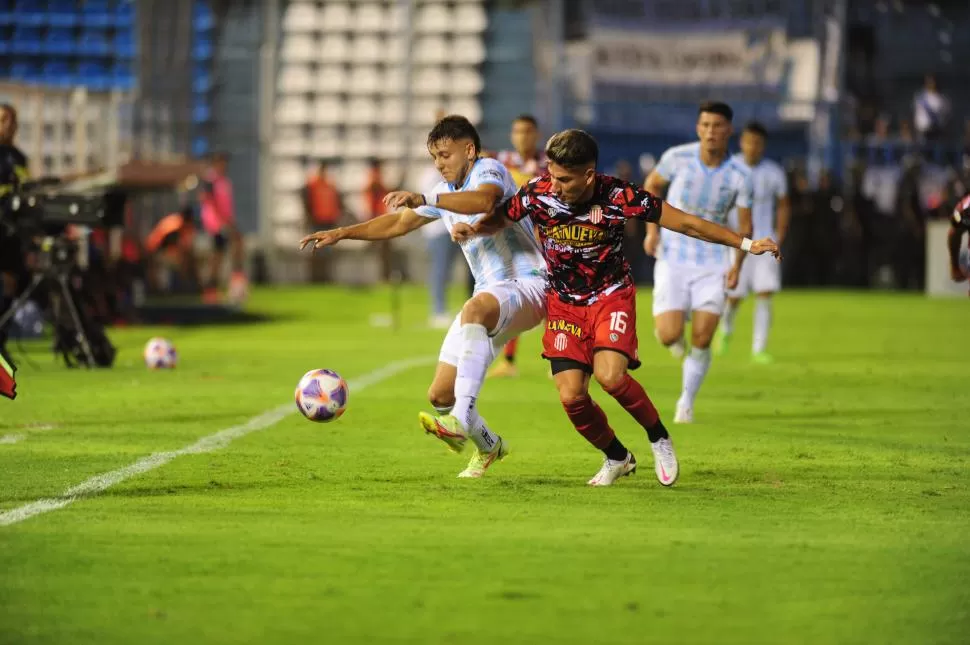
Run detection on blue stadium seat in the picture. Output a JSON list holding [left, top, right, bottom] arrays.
[[78, 30, 111, 55], [192, 39, 213, 61], [14, 0, 45, 26], [111, 63, 135, 91], [11, 26, 43, 54], [192, 137, 210, 158], [113, 33, 136, 58], [192, 103, 211, 123], [81, 0, 112, 28], [10, 61, 43, 83], [47, 0, 78, 27], [43, 27, 77, 55], [113, 0, 134, 28], [78, 60, 110, 90], [194, 2, 215, 32], [43, 60, 73, 87], [0, 11, 15, 26]]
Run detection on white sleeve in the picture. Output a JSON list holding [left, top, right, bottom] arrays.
[[655, 149, 679, 181], [775, 167, 789, 199], [468, 159, 508, 190]]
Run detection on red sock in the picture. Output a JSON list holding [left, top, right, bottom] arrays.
[[562, 395, 616, 449], [503, 337, 518, 363], [604, 375, 668, 441]]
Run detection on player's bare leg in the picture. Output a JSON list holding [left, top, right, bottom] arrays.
[[654, 310, 686, 359], [553, 363, 635, 486], [676, 310, 719, 423], [751, 292, 774, 363], [594, 350, 678, 486], [487, 337, 519, 378], [715, 296, 742, 356]]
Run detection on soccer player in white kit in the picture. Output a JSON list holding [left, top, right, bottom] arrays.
[[715, 122, 791, 363], [302, 115, 547, 478], [644, 102, 760, 424]]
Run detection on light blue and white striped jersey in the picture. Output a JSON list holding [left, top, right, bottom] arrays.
[[656, 142, 754, 270], [727, 154, 788, 239], [417, 157, 545, 290]]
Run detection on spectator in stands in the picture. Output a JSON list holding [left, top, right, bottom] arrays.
[[199, 152, 243, 303], [913, 75, 950, 141], [303, 159, 343, 283], [362, 157, 393, 282]]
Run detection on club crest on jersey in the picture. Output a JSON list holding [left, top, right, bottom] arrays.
[[590, 205, 604, 224], [548, 319, 583, 338], [547, 223, 606, 248], [554, 333, 569, 352]]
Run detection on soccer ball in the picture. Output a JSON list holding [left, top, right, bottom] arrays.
[[144, 337, 177, 369], [295, 369, 348, 422]]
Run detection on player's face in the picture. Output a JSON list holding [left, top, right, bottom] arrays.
[[0, 108, 17, 144], [740, 131, 765, 165], [696, 112, 732, 154], [510, 120, 538, 155], [428, 137, 477, 185], [547, 161, 595, 205]]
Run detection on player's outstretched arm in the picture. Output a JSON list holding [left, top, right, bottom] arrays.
[[451, 207, 511, 242], [948, 223, 966, 282], [643, 171, 670, 256], [384, 184, 504, 215], [658, 202, 780, 258], [299, 209, 432, 251]]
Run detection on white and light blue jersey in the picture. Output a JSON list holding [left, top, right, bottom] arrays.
[[416, 157, 546, 290], [656, 142, 754, 270], [727, 155, 788, 239]]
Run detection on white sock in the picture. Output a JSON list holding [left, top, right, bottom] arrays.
[[433, 404, 454, 415], [722, 301, 740, 335], [469, 415, 500, 453], [753, 298, 772, 354], [680, 347, 712, 408], [451, 323, 491, 433]]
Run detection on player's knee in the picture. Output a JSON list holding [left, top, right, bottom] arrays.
[[655, 326, 682, 346], [427, 386, 455, 410], [459, 298, 489, 325], [556, 382, 588, 406], [691, 330, 714, 349], [593, 366, 627, 392]]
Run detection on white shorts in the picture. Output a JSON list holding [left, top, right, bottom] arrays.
[[652, 260, 726, 317], [727, 252, 782, 298], [438, 276, 547, 366]]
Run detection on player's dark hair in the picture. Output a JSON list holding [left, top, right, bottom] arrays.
[[0, 103, 16, 120], [744, 121, 768, 138], [545, 129, 598, 169], [698, 101, 734, 122], [427, 114, 481, 154], [513, 114, 538, 128]]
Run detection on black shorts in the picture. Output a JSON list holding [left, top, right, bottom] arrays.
[[0, 234, 24, 274]]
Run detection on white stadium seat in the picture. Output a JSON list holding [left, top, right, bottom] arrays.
[[416, 4, 451, 34], [275, 96, 311, 125], [454, 4, 488, 33], [277, 65, 313, 94], [354, 35, 382, 64], [345, 97, 379, 125], [380, 97, 406, 125], [344, 127, 377, 159], [383, 37, 408, 64], [281, 34, 315, 62], [320, 34, 350, 63], [319, 2, 351, 32], [272, 129, 308, 159], [414, 37, 449, 64], [282, 2, 316, 33], [314, 96, 346, 125], [381, 65, 406, 94], [348, 66, 382, 95], [377, 130, 405, 159], [412, 99, 443, 127], [310, 129, 341, 159], [451, 67, 484, 95], [337, 162, 368, 192], [447, 98, 482, 125], [453, 36, 486, 64], [317, 65, 348, 93], [353, 4, 387, 33], [386, 4, 406, 32], [412, 67, 448, 96], [273, 194, 305, 225], [273, 225, 303, 249]]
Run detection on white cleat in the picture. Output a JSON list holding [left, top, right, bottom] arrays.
[[587, 452, 637, 486], [673, 402, 693, 424], [650, 437, 679, 486], [457, 437, 509, 478]]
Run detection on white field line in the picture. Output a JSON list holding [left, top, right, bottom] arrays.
[[0, 424, 58, 445], [0, 357, 433, 528]]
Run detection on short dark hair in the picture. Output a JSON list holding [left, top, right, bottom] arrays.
[[698, 101, 734, 122], [743, 121, 768, 138], [427, 114, 481, 154], [545, 129, 598, 169], [513, 114, 538, 128], [0, 103, 17, 122]]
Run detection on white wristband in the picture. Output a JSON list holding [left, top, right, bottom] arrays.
[[740, 237, 753, 253], [423, 192, 438, 207]]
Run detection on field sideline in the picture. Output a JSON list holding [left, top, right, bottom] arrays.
[[1, 286, 968, 645]]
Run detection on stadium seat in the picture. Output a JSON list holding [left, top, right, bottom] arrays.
[[47, 0, 79, 27], [78, 29, 112, 56], [453, 36, 486, 64], [380, 97, 406, 125], [447, 98, 482, 125], [314, 96, 346, 125], [317, 65, 348, 93], [192, 102, 211, 124], [193, 1, 215, 32], [78, 61, 110, 90], [454, 4, 488, 33], [111, 64, 136, 91], [416, 5, 451, 33], [192, 137, 209, 158], [273, 130, 308, 159], [377, 130, 405, 158], [281, 34, 315, 62], [274, 196, 304, 226], [344, 127, 377, 159], [345, 97, 379, 125], [319, 34, 349, 63], [273, 158, 306, 190], [348, 66, 381, 95], [319, 2, 352, 32], [283, 2, 317, 33], [310, 133, 340, 160], [14, 0, 45, 27], [412, 100, 441, 127], [42, 61, 73, 87], [79, 0, 112, 28], [114, 33, 137, 59], [386, 4, 406, 32], [278, 65, 314, 94], [412, 67, 448, 96], [43, 27, 76, 55], [382, 65, 406, 94], [12, 27, 43, 54], [192, 37, 214, 61], [354, 4, 387, 33], [451, 67, 484, 96], [354, 35, 382, 64], [276, 97, 311, 125], [337, 161, 367, 192], [382, 37, 407, 64], [413, 37, 449, 64], [113, 0, 134, 28]]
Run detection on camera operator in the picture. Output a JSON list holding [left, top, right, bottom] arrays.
[[0, 103, 29, 354]]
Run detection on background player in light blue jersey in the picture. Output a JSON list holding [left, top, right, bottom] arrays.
[[716, 122, 791, 363], [302, 116, 548, 478], [644, 101, 766, 424]]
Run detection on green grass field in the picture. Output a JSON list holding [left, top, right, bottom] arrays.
[[1, 286, 968, 645]]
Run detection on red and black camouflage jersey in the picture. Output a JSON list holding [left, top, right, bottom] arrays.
[[496, 149, 547, 188], [953, 192, 970, 235], [504, 174, 663, 305]]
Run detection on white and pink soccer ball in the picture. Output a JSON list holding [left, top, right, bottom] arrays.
[[295, 369, 348, 422], [144, 337, 177, 369]]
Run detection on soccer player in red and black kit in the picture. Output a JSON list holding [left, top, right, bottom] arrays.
[[949, 191, 970, 291], [452, 129, 779, 486]]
